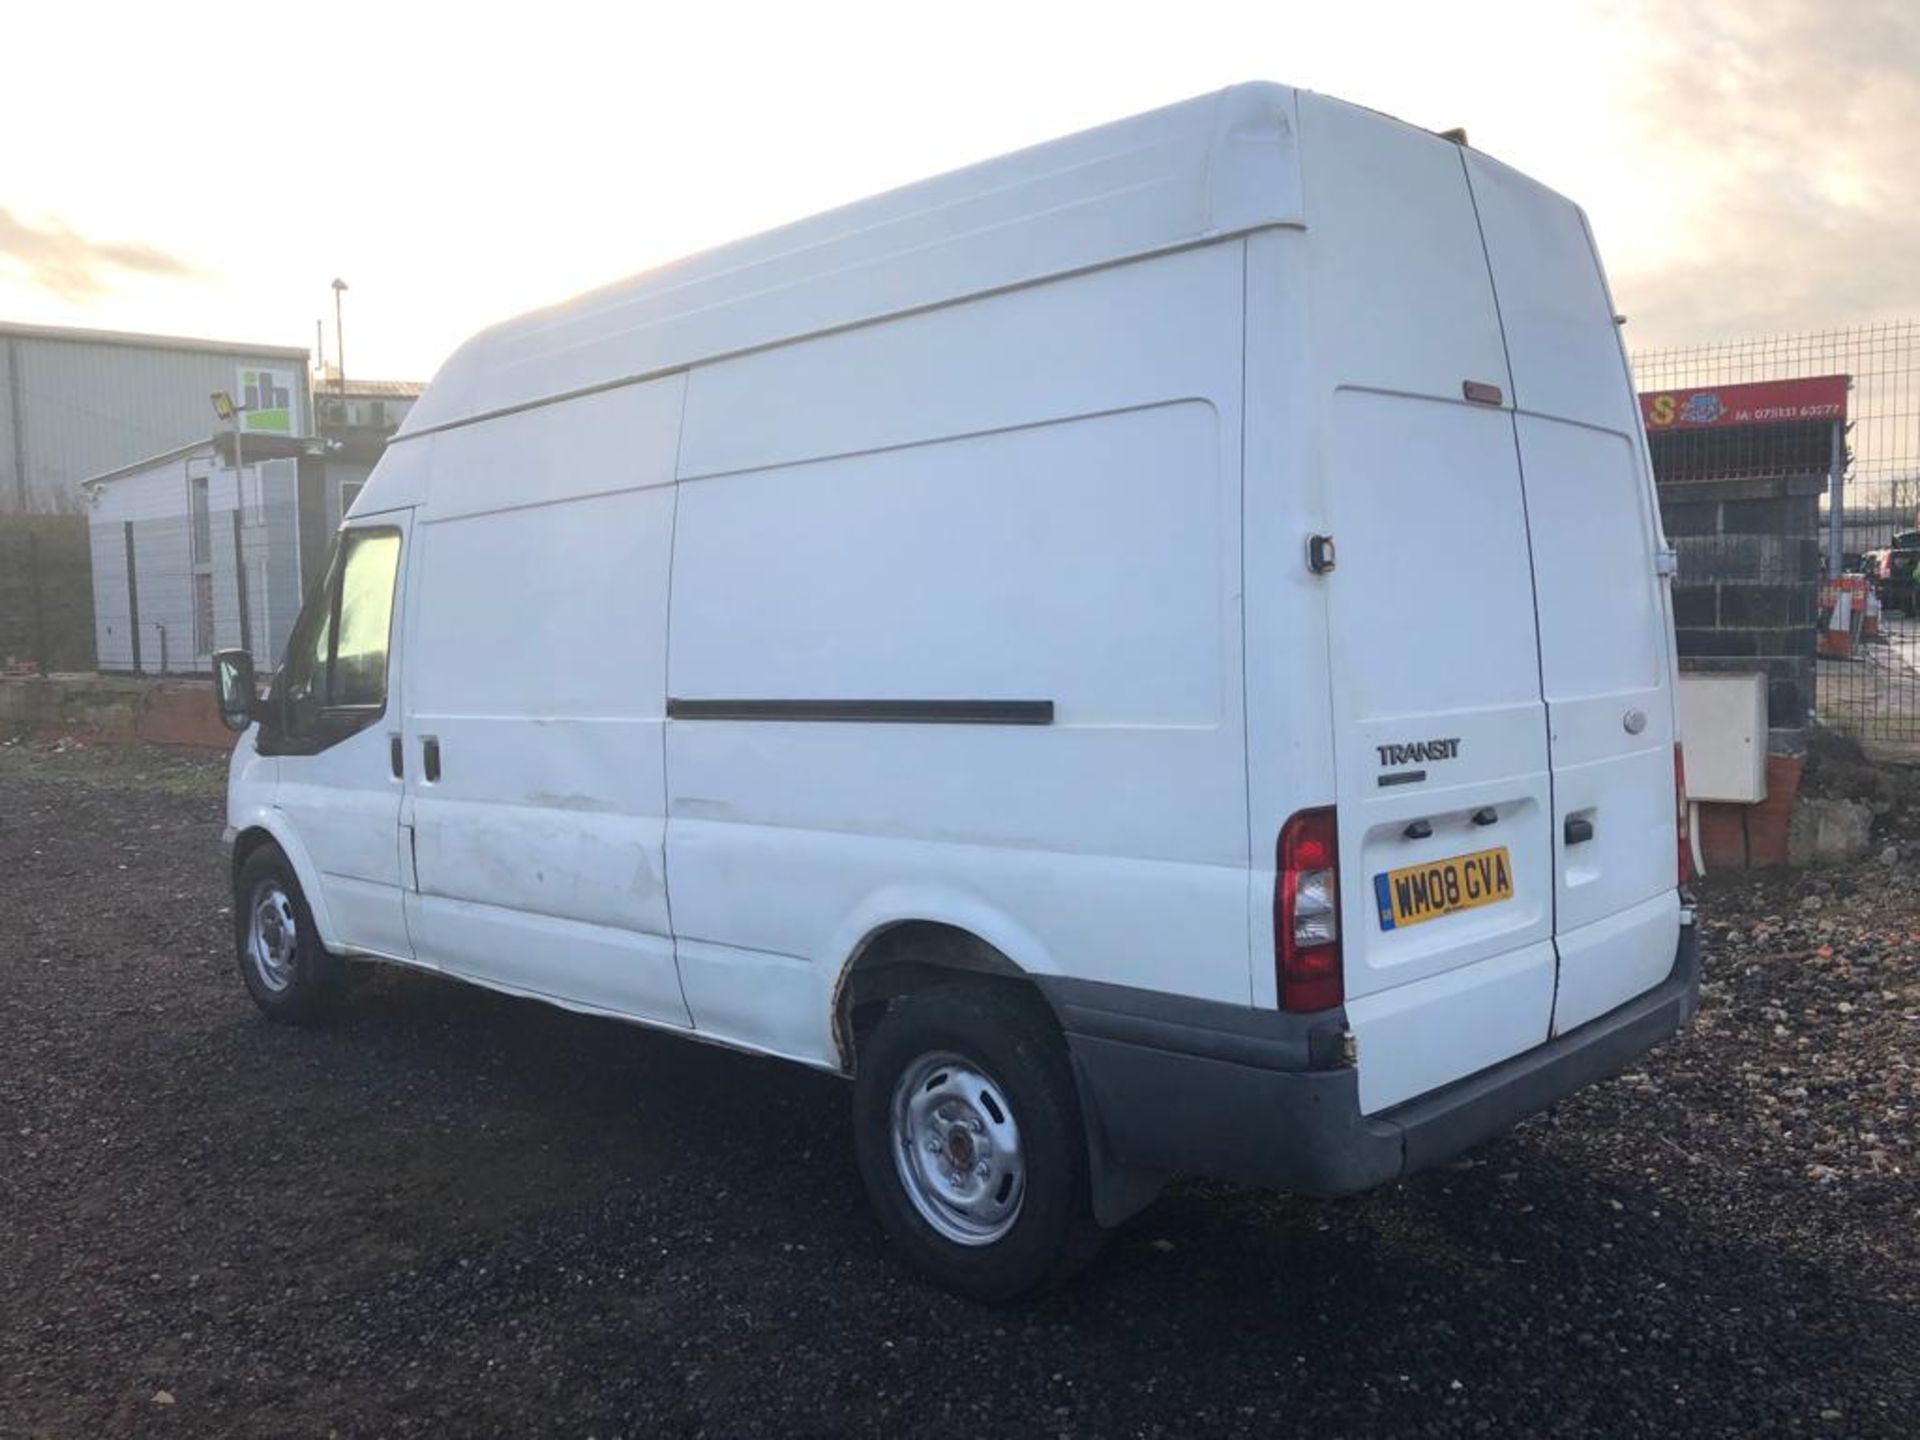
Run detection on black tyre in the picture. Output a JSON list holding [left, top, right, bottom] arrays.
[[852, 982, 1102, 1302], [233, 844, 346, 1024]]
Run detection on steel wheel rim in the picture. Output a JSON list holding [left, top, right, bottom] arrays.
[[248, 881, 299, 993], [889, 1050, 1026, 1246]]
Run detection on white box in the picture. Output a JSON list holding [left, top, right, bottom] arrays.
[[1678, 673, 1769, 803]]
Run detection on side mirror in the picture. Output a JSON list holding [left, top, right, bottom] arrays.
[[212, 649, 259, 733]]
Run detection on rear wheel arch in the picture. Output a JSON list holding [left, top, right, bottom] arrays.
[[832, 920, 1061, 1075]]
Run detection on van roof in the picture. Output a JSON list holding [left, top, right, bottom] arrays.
[[399, 82, 1305, 438]]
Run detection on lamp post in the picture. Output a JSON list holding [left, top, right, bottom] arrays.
[[209, 390, 255, 654], [331, 278, 349, 396]]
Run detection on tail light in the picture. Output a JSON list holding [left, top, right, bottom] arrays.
[[1675, 743, 1692, 887], [1276, 807, 1342, 1012]]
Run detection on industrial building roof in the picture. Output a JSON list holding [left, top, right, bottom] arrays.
[[0, 319, 309, 361], [399, 82, 1306, 438]]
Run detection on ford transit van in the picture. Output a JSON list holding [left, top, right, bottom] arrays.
[[215, 83, 1699, 1300]]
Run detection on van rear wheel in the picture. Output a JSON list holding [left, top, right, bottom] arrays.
[[852, 982, 1101, 1301], [234, 844, 345, 1024]]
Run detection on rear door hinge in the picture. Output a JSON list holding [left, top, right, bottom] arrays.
[[1655, 546, 1678, 578]]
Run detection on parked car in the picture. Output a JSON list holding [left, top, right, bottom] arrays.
[[1865, 531, 1920, 616], [212, 82, 1697, 1301]]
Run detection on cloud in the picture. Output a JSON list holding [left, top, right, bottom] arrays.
[[1607, 0, 1920, 346], [0, 207, 194, 301]]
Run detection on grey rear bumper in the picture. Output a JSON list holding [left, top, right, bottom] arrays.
[[1051, 919, 1700, 1201]]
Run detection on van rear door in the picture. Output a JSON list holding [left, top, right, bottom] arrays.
[[1461, 150, 1682, 1034], [1298, 95, 1558, 1115]]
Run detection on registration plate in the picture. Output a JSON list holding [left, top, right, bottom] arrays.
[[1374, 847, 1514, 931]]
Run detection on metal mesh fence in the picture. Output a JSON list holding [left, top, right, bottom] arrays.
[[87, 500, 307, 679], [1632, 323, 1920, 751]]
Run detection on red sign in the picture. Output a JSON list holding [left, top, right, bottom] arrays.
[[1640, 375, 1848, 431]]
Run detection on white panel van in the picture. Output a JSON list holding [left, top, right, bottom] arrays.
[[214, 83, 1699, 1301]]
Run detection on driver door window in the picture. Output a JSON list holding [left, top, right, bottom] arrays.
[[275, 527, 401, 751]]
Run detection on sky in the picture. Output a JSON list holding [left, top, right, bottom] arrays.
[[2, 0, 1914, 383]]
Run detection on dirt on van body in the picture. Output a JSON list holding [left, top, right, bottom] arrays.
[[1, 736, 1916, 1438]]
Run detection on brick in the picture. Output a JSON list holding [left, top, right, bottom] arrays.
[[1697, 803, 1748, 870], [1767, 753, 1807, 795], [1736, 754, 1806, 867], [1746, 804, 1791, 866]]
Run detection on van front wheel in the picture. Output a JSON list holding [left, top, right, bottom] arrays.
[[852, 983, 1100, 1301], [234, 844, 345, 1024]]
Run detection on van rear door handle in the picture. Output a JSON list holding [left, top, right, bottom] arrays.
[[389, 733, 403, 778], [1565, 816, 1595, 845]]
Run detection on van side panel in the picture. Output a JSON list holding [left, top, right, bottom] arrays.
[[399, 379, 691, 1027], [666, 245, 1251, 1064], [1240, 224, 1339, 1011]]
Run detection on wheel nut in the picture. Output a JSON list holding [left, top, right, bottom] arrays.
[[926, 1137, 941, 1154], [975, 1161, 990, 1179]]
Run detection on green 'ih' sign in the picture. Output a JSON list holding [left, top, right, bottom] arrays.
[[238, 367, 296, 434]]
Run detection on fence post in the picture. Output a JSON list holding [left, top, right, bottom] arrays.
[[231, 506, 252, 655], [27, 525, 48, 676], [123, 520, 141, 674], [1828, 418, 1846, 579]]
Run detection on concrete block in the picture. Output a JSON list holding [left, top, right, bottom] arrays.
[[1671, 586, 1717, 627], [1787, 797, 1874, 867]]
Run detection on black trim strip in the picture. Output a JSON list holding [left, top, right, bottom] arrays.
[[1377, 769, 1426, 787], [666, 698, 1053, 725]]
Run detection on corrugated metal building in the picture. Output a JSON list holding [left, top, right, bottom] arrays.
[[1, 321, 311, 510]]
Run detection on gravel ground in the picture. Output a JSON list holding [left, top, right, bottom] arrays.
[[1, 739, 1916, 1438]]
